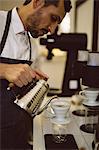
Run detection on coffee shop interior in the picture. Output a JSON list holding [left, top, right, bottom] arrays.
[[0, 0, 99, 150]]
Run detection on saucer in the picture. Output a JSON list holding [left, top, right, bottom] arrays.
[[83, 100, 99, 107], [50, 117, 70, 125]]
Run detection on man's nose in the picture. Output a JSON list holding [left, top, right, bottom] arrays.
[[48, 23, 58, 34]]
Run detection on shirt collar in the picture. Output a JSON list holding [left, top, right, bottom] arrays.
[[12, 7, 25, 34]]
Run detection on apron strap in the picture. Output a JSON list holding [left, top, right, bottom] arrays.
[[0, 9, 31, 60], [0, 10, 12, 55]]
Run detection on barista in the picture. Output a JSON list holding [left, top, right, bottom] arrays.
[[0, 0, 72, 149]]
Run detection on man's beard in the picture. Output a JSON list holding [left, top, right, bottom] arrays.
[[29, 28, 49, 38], [26, 12, 48, 38], [29, 30, 40, 38]]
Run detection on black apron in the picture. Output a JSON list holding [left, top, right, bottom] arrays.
[[0, 10, 33, 149]]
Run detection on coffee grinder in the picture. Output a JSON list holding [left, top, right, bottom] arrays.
[[40, 33, 87, 97]]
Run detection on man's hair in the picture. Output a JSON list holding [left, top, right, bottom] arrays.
[[23, 0, 72, 13]]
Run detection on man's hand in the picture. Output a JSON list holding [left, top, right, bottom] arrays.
[[0, 63, 48, 87]]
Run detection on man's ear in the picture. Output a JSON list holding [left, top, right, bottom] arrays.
[[33, 0, 45, 9]]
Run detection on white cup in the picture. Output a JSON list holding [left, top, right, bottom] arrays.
[[79, 88, 99, 103], [51, 99, 70, 121]]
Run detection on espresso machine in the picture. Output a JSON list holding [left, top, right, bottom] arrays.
[[40, 33, 88, 97]]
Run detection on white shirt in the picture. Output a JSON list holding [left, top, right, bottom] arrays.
[[0, 7, 39, 62]]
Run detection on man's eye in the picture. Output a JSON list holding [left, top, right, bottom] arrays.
[[51, 15, 57, 22], [51, 15, 61, 24]]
